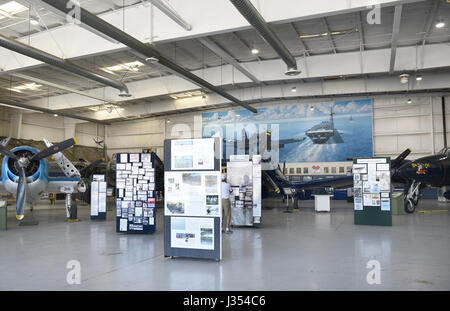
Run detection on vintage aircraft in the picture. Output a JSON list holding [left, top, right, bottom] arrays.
[[263, 149, 414, 209], [0, 136, 86, 220], [397, 147, 450, 213]]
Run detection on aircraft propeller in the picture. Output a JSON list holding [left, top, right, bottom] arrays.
[[0, 137, 78, 220]]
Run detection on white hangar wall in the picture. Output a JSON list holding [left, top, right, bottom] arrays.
[[105, 94, 450, 162]]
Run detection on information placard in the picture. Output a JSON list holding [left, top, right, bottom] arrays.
[[164, 138, 222, 260], [115, 153, 156, 233], [353, 157, 392, 226]]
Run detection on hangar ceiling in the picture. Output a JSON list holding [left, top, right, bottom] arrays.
[[0, 0, 449, 122]]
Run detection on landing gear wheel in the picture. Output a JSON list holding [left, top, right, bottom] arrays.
[[405, 199, 416, 214]]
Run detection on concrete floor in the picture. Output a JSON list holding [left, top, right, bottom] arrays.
[[0, 198, 449, 290]]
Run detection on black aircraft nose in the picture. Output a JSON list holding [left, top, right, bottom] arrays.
[[397, 162, 417, 180]]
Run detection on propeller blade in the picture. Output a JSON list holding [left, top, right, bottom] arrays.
[[30, 137, 78, 162], [0, 144, 18, 160], [0, 136, 11, 147], [15, 165, 27, 220], [391, 148, 412, 169]]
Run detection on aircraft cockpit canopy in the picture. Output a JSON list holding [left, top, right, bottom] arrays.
[[438, 147, 450, 157]]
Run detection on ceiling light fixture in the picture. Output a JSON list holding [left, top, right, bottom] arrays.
[[251, 47, 259, 55], [291, 86, 297, 92], [416, 75, 423, 81], [435, 20, 445, 29], [0, 1, 28, 19], [407, 99, 412, 104], [310, 105, 314, 111], [102, 61, 144, 74], [53, 114, 58, 117], [30, 18, 39, 26], [399, 74, 409, 84]]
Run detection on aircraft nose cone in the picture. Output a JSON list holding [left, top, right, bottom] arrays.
[[397, 162, 416, 179]]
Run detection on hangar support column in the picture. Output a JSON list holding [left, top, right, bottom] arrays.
[[8, 111, 22, 139]]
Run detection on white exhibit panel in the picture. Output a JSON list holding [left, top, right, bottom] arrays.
[[90, 174, 107, 220], [115, 153, 157, 233], [164, 137, 222, 261], [227, 154, 262, 226]]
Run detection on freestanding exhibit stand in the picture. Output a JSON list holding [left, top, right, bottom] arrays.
[[115, 153, 157, 233], [353, 157, 392, 226], [164, 137, 222, 261], [227, 154, 262, 227], [90, 174, 107, 220], [313, 194, 333, 212]]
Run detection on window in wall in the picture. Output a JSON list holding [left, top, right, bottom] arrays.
[[339, 167, 345, 173], [331, 167, 337, 174], [303, 167, 308, 174], [324, 167, 329, 174], [289, 168, 294, 174], [296, 168, 301, 174]]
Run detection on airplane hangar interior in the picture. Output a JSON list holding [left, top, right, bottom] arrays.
[[0, 0, 449, 295]]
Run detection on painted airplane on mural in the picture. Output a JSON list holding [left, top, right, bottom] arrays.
[[0, 136, 86, 220]]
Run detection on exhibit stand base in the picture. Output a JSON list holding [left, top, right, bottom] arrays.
[[164, 216, 221, 261]]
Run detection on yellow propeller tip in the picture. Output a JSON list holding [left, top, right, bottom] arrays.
[[73, 137, 79, 144], [16, 215, 24, 220]]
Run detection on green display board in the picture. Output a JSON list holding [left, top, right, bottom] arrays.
[[353, 157, 392, 226]]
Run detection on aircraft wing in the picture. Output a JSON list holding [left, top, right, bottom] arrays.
[[292, 175, 353, 190], [279, 137, 305, 147]]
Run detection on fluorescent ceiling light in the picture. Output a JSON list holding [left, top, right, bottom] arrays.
[[435, 21, 445, 28], [30, 18, 39, 26], [0, 1, 28, 19], [102, 61, 144, 74], [299, 28, 358, 39], [251, 48, 259, 54], [169, 90, 205, 100], [7, 82, 42, 93], [88, 104, 122, 112], [291, 86, 297, 92], [416, 75, 423, 81]]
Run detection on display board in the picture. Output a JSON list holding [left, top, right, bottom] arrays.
[[115, 153, 156, 233], [353, 157, 392, 226], [164, 138, 222, 260], [227, 155, 262, 226], [90, 174, 107, 220]]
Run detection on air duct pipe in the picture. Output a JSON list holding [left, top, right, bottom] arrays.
[[39, 0, 257, 113], [0, 98, 110, 125], [0, 34, 131, 97], [230, 0, 300, 76]]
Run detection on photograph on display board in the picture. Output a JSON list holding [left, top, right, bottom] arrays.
[[202, 99, 373, 162], [170, 217, 215, 250]]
